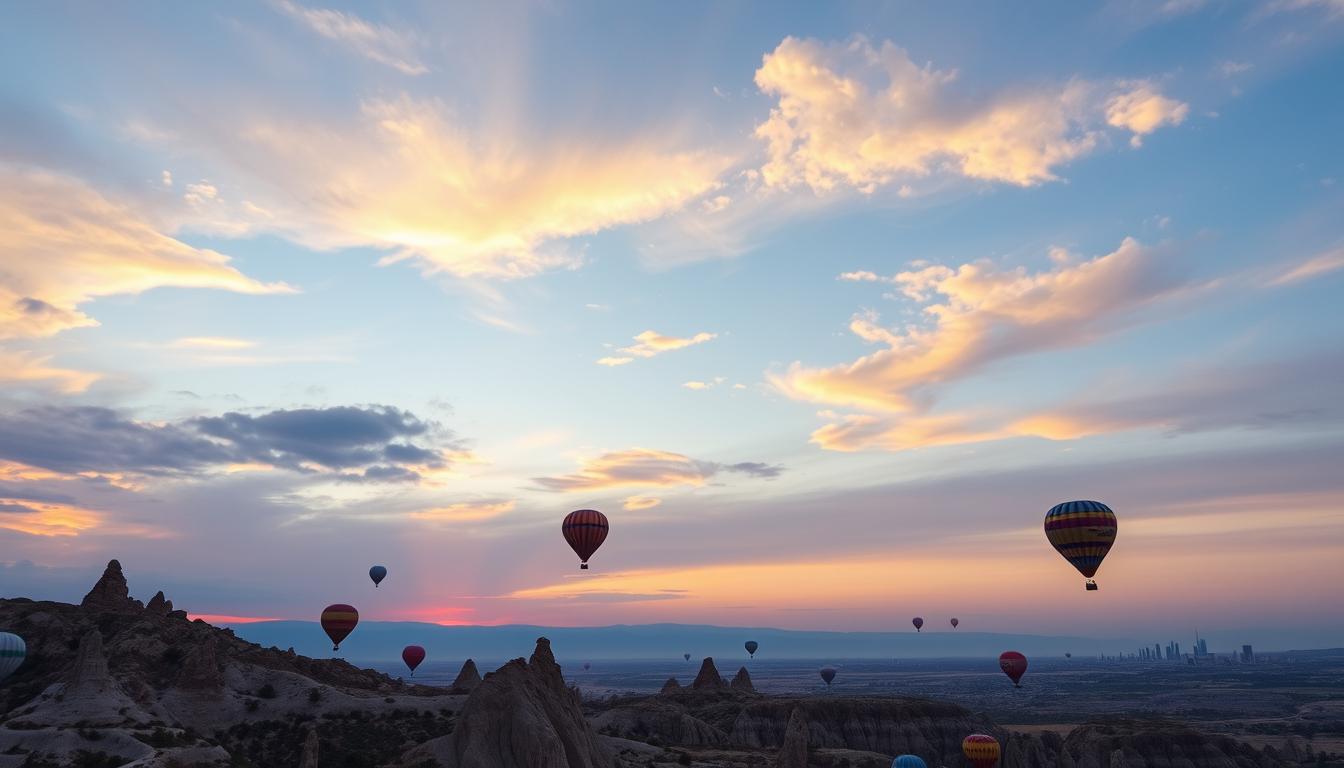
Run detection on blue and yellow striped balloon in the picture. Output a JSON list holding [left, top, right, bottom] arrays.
[[1044, 500, 1117, 585], [0, 632, 26, 682]]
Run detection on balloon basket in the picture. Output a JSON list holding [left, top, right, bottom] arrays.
[[1085, 580, 1098, 591], [580, 563, 589, 570]]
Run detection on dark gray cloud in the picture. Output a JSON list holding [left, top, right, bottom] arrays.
[[720, 461, 785, 479], [0, 404, 462, 484]]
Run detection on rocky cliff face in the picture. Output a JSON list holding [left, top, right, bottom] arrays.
[[404, 637, 612, 768], [775, 707, 808, 768], [452, 657, 483, 693]]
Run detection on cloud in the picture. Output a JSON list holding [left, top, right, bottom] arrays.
[[165, 337, 257, 349], [623, 495, 662, 511], [533, 448, 784, 492], [683, 377, 726, 390], [752, 36, 1188, 192], [0, 498, 101, 537], [408, 500, 515, 523], [1264, 0, 1344, 18], [0, 404, 467, 484], [598, 330, 717, 368], [1271, 247, 1344, 285], [0, 350, 101, 394], [596, 356, 634, 367], [772, 237, 1189, 415], [0, 166, 293, 342], [275, 0, 428, 75], [1104, 82, 1190, 147]]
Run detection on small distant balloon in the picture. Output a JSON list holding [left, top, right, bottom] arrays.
[[912, 617, 924, 632], [583, 662, 591, 671], [894, 756, 928, 768], [1065, 652, 1072, 659], [1044, 500, 1117, 591], [999, 651, 1028, 687], [819, 666, 836, 687], [320, 604, 358, 652], [950, 618, 960, 629], [402, 645, 425, 675], [562, 509, 610, 570], [369, 565, 387, 588], [0, 632, 26, 682], [684, 653, 691, 662], [963, 734, 1001, 768], [745, 640, 759, 658]]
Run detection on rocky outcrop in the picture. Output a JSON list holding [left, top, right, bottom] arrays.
[[451, 658, 482, 693], [660, 677, 682, 695], [1061, 719, 1301, 768], [731, 665, 756, 693], [145, 590, 174, 616], [175, 633, 223, 690], [12, 628, 151, 726], [80, 559, 143, 614], [729, 697, 989, 758], [404, 637, 611, 767], [300, 726, 320, 768], [775, 707, 808, 768], [691, 657, 724, 690], [591, 700, 728, 748]]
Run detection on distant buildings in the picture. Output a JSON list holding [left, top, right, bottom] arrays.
[[1242, 645, 1254, 663]]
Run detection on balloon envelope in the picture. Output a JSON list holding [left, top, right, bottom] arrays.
[[0, 632, 25, 682], [894, 756, 928, 768], [963, 734, 1001, 768], [950, 618, 959, 629], [369, 565, 387, 587], [745, 640, 759, 657], [999, 651, 1028, 686], [1044, 500, 1117, 583], [320, 604, 359, 651], [562, 509, 609, 569], [583, 662, 591, 671], [1065, 652, 1072, 658], [683, 653, 691, 661], [912, 617, 924, 632], [819, 666, 836, 685], [402, 645, 425, 674]]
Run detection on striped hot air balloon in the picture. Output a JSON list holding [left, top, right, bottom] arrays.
[[0, 632, 25, 682], [893, 756, 928, 768], [562, 509, 609, 570], [1044, 500, 1117, 591], [963, 734, 1001, 768], [320, 604, 359, 651]]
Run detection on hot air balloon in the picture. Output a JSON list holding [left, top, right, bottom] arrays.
[[684, 653, 691, 662], [893, 756, 928, 768], [402, 645, 425, 676], [999, 651, 1028, 687], [963, 734, 1001, 768], [583, 662, 591, 671], [745, 640, 759, 658], [950, 618, 960, 629], [819, 666, 836, 687], [369, 565, 387, 588], [562, 509, 609, 570], [320, 604, 358, 651], [1065, 652, 1072, 659], [1044, 500, 1117, 591], [912, 617, 924, 632], [0, 632, 25, 682]]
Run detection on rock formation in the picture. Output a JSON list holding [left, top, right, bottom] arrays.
[[775, 706, 808, 768], [403, 637, 611, 767], [691, 657, 724, 690], [730, 665, 756, 693], [175, 633, 223, 690], [145, 590, 174, 616], [15, 628, 151, 726], [300, 726, 320, 768], [451, 657, 482, 693], [660, 676, 682, 695], [80, 559, 143, 614]]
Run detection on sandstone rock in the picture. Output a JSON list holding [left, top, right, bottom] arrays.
[[175, 634, 224, 690], [80, 559, 143, 614], [402, 637, 611, 767], [16, 628, 151, 726], [775, 706, 808, 768], [144, 590, 174, 616], [691, 657, 725, 690], [731, 665, 756, 693], [660, 676, 682, 695], [451, 657, 482, 693], [301, 726, 320, 768], [591, 701, 728, 747], [167, 609, 188, 619]]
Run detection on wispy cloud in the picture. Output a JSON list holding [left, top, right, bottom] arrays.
[[597, 330, 717, 366], [0, 350, 101, 394], [1271, 246, 1344, 285], [534, 448, 783, 492], [276, 0, 429, 75]]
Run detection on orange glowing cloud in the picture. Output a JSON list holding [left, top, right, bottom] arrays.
[[534, 449, 716, 492], [597, 330, 717, 366], [408, 500, 515, 523], [0, 498, 101, 537]]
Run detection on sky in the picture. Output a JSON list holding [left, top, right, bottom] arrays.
[[1, 1, 1342, 648]]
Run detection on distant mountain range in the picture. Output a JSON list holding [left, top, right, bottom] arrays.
[[224, 620, 1139, 662]]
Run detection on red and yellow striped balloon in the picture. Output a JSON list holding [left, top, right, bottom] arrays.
[[963, 734, 1001, 768], [320, 604, 359, 651], [1044, 500, 1117, 588]]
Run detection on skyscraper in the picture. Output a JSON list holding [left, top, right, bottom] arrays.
[[1242, 645, 1254, 663]]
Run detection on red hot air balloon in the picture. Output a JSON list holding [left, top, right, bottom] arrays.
[[320, 604, 358, 651], [912, 617, 924, 632], [999, 651, 1028, 687], [950, 618, 960, 629], [963, 734, 1001, 768], [562, 509, 609, 570], [402, 645, 425, 676]]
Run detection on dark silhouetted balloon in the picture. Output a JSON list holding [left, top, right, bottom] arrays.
[[320, 604, 358, 651], [999, 651, 1028, 687], [963, 734, 1001, 768], [950, 618, 959, 629], [894, 756, 928, 768], [684, 653, 691, 662], [819, 666, 836, 686], [583, 662, 591, 671], [562, 509, 609, 570], [369, 565, 387, 588], [1045, 500, 1117, 591], [1065, 652, 1072, 659], [745, 640, 759, 658], [0, 632, 25, 682], [912, 617, 924, 632], [402, 645, 425, 675]]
